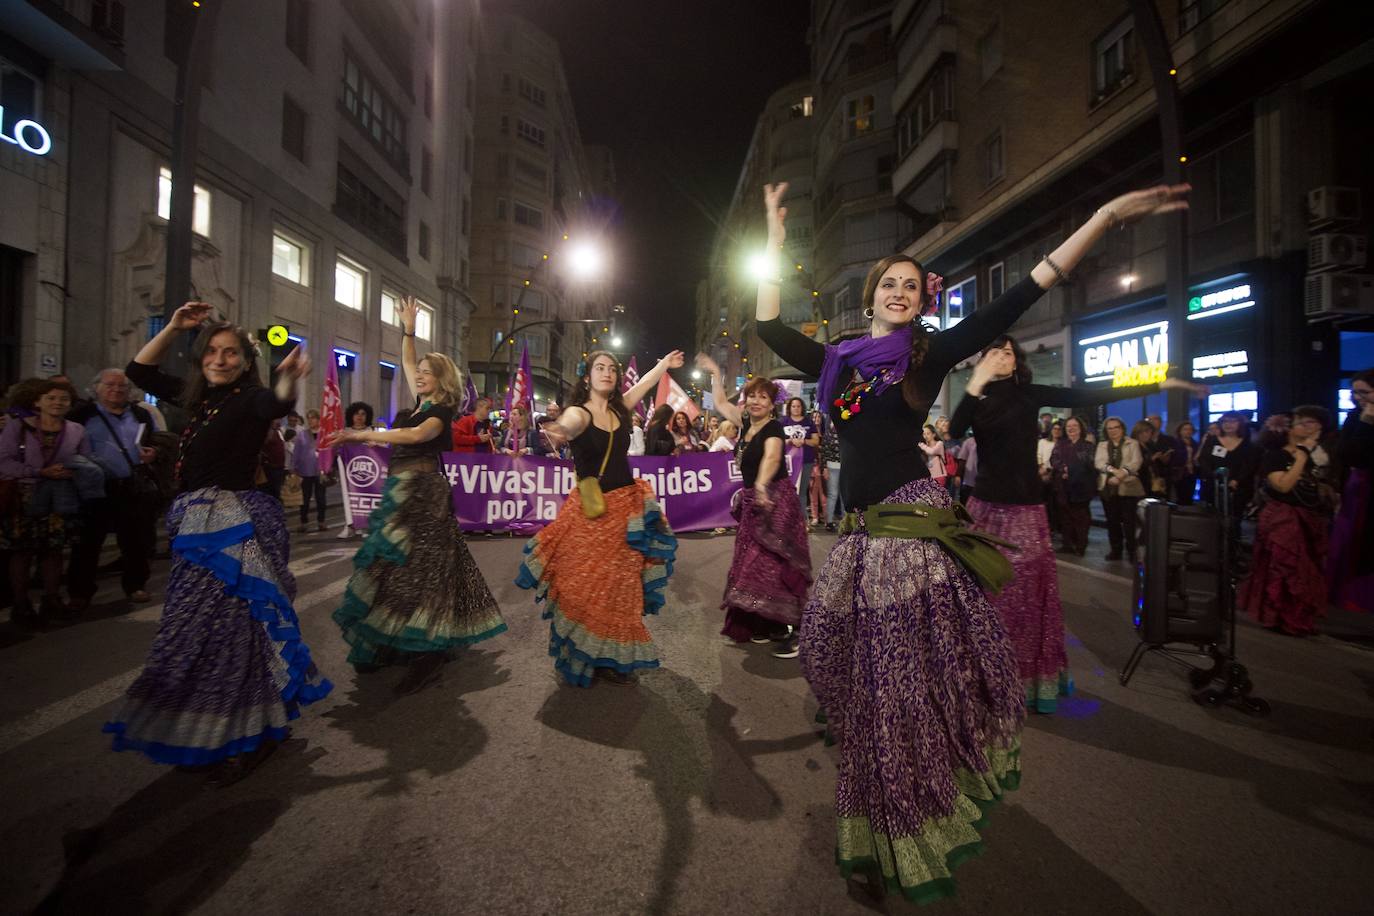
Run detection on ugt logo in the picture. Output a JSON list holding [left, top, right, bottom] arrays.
[[346, 455, 381, 488]]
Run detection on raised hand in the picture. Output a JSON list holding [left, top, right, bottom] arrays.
[[1101, 184, 1191, 227], [660, 350, 686, 370], [763, 182, 789, 247], [397, 296, 420, 335], [170, 301, 214, 331], [276, 344, 312, 382], [695, 353, 721, 376], [1160, 377, 1208, 397]]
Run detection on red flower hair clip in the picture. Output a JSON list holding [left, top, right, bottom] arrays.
[[922, 272, 945, 316]]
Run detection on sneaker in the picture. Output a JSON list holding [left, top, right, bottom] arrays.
[[769, 624, 794, 642], [772, 637, 801, 659], [749, 634, 773, 644], [336, 526, 354, 539]]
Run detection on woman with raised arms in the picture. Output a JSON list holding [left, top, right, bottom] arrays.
[[330, 296, 505, 694], [753, 180, 1189, 900], [516, 349, 683, 686]]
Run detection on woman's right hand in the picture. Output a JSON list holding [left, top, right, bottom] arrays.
[[754, 481, 772, 509], [170, 301, 213, 331], [694, 353, 721, 377], [763, 182, 788, 247], [397, 296, 420, 335], [1100, 184, 1191, 226], [40, 464, 72, 480]]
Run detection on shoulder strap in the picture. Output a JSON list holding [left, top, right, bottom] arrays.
[[597, 418, 616, 477], [94, 409, 140, 473]]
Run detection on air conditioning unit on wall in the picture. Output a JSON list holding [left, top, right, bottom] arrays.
[[1309, 233, 1368, 271], [1305, 273, 1374, 320], [1308, 186, 1361, 226]]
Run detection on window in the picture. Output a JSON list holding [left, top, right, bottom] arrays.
[[420, 147, 432, 194], [415, 300, 434, 340], [334, 256, 366, 310], [979, 22, 1003, 83], [1180, 0, 1229, 33], [381, 288, 402, 326], [496, 197, 508, 221], [516, 118, 546, 147], [418, 221, 430, 260], [988, 262, 1005, 299], [513, 201, 544, 230], [898, 66, 954, 156], [1, 56, 40, 122], [1094, 18, 1134, 96], [282, 95, 307, 162], [518, 78, 547, 107], [511, 243, 542, 269], [341, 49, 408, 170], [790, 96, 814, 119], [833, 285, 851, 315], [335, 162, 406, 256], [285, 0, 310, 64], [979, 129, 1004, 188], [272, 230, 310, 285], [845, 95, 875, 139], [513, 285, 545, 313], [156, 167, 212, 237], [945, 278, 976, 327]]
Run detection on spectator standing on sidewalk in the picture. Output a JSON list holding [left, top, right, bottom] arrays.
[[1051, 416, 1097, 555], [1096, 416, 1145, 562], [289, 409, 328, 532], [452, 396, 493, 453], [67, 368, 161, 610], [258, 420, 287, 500]]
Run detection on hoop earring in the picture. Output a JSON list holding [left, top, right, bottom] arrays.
[[863, 306, 875, 319]]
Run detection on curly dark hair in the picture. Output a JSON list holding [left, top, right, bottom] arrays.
[[5, 377, 78, 410], [345, 401, 375, 428], [979, 334, 1034, 385], [568, 350, 631, 424]]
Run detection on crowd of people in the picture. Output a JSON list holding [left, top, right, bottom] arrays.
[[7, 178, 1373, 903]]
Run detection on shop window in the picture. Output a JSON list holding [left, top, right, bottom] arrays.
[[379, 360, 397, 426], [946, 278, 977, 327], [156, 167, 212, 237]]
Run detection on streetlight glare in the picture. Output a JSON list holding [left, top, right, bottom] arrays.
[[690, 369, 701, 380], [611, 335, 623, 348], [568, 241, 604, 279], [746, 250, 778, 282]]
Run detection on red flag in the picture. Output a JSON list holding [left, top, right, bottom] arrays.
[[621, 355, 646, 419], [655, 372, 700, 422], [506, 342, 532, 415], [317, 348, 345, 468]]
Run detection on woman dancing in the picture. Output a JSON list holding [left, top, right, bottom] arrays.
[[949, 336, 1197, 712], [330, 297, 505, 693], [697, 355, 812, 659], [516, 350, 682, 686], [104, 302, 330, 784], [754, 180, 1189, 900]]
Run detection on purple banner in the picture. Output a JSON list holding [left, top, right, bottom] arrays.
[[335, 444, 803, 534]]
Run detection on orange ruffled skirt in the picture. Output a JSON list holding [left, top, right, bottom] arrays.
[[515, 479, 677, 686]]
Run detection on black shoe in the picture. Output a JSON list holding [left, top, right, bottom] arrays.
[[824, 523, 836, 532]]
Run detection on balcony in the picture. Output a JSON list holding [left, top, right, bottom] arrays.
[[893, 24, 956, 112], [892, 119, 958, 197]]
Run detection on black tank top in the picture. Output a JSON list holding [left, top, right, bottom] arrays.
[[736, 419, 788, 487], [571, 415, 635, 492]]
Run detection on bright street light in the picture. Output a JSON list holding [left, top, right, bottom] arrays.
[[568, 241, 605, 279], [611, 335, 623, 348], [746, 250, 778, 282], [690, 369, 702, 380]]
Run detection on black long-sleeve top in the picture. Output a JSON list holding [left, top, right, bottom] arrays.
[[126, 361, 293, 492], [948, 379, 1160, 505], [757, 275, 1047, 510]]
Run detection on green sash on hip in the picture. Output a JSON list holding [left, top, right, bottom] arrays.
[[838, 502, 1017, 594]]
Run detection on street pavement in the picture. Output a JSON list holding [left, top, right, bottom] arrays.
[[1, 516, 1372, 915]]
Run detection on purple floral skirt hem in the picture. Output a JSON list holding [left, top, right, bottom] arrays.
[[720, 477, 812, 641], [801, 476, 1024, 869]]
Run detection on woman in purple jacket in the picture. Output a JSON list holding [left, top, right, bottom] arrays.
[[0, 378, 94, 626]]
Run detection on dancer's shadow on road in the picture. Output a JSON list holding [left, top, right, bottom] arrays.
[[33, 771, 287, 915], [536, 666, 819, 914]]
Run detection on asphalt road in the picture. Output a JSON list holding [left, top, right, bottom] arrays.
[[1, 524, 1371, 914]]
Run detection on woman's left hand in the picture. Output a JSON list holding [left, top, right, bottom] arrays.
[[659, 350, 685, 370], [1160, 377, 1208, 396], [754, 481, 772, 509], [328, 428, 364, 447], [277, 345, 311, 382]]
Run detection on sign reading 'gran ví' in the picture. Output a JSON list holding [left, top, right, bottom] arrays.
[[0, 106, 52, 157], [1079, 321, 1170, 387]]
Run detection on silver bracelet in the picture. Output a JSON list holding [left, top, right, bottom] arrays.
[[1096, 205, 1121, 229], [1043, 255, 1071, 285]]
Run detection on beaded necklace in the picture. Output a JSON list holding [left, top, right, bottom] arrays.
[[175, 386, 242, 485], [832, 368, 888, 421]]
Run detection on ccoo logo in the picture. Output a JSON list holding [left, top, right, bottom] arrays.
[[346, 455, 381, 488]]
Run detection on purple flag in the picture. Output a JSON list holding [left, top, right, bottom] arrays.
[[621, 355, 646, 420], [506, 342, 532, 416]]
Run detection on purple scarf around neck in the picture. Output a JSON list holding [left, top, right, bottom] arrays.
[[816, 326, 913, 409]]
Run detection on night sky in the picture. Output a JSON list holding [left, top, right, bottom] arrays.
[[501, 0, 811, 366]]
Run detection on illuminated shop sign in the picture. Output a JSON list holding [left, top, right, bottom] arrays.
[[0, 106, 52, 156], [1078, 321, 1169, 387], [1191, 349, 1249, 378], [1186, 283, 1254, 320], [333, 348, 358, 371]]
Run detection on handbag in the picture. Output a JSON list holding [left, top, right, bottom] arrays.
[[577, 421, 615, 519], [943, 449, 958, 478]]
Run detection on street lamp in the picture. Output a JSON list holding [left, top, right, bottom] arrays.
[[610, 335, 623, 349], [746, 250, 778, 283], [567, 241, 606, 280]]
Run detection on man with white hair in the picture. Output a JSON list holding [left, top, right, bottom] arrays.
[[66, 368, 160, 610]]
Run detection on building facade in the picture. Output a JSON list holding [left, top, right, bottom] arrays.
[[465, 13, 615, 409], [892, 0, 1374, 426], [3, 0, 483, 426]]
